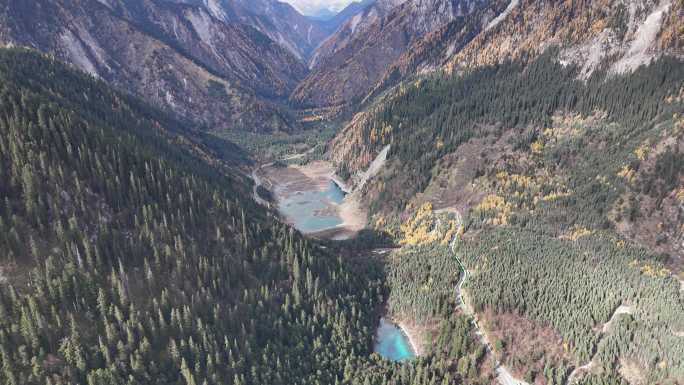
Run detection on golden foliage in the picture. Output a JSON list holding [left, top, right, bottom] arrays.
[[476, 194, 513, 226], [477, 194, 505, 210], [374, 215, 386, 229], [617, 165, 637, 184], [369, 123, 393, 145], [399, 203, 462, 246], [481, 168, 572, 225], [496, 171, 536, 191], [530, 140, 544, 154], [560, 226, 593, 241], [642, 264, 671, 278], [400, 203, 439, 245], [540, 191, 572, 202], [634, 144, 650, 161], [369, 128, 378, 144], [630, 260, 672, 278]]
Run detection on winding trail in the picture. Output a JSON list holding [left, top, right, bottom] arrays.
[[447, 209, 638, 385], [251, 162, 274, 207], [447, 211, 529, 385], [564, 304, 634, 384]]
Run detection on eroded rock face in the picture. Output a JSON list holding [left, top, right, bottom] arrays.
[[291, 0, 489, 109], [167, 0, 335, 61], [445, 0, 683, 76], [307, 0, 406, 69], [0, 0, 308, 132]]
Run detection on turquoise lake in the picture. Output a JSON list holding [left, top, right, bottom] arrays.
[[278, 180, 346, 233], [374, 318, 415, 361]]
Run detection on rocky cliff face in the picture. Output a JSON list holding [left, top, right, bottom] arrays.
[[363, 0, 508, 104], [312, 0, 377, 37], [370, 0, 683, 106], [295, 0, 682, 114], [307, 0, 403, 69], [290, 0, 489, 109], [444, 0, 683, 76], [169, 0, 335, 61], [0, 0, 308, 133]]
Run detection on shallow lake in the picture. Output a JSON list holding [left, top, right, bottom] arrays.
[[373, 318, 415, 361], [278, 180, 346, 233]]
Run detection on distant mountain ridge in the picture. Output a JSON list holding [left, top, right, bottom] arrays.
[[306, 8, 338, 21], [3, 0, 679, 134], [291, 0, 683, 113], [0, 0, 309, 133], [292, 0, 489, 108], [306, 0, 405, 69], [167, 0, 335, 60], [0, 0, 383, 132], [309, 0, 376, 36]]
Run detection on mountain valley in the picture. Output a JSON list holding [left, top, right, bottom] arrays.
[[0, 0, 682, 385]]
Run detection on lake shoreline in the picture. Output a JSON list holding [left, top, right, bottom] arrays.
[[338, 191, 367, 234], [392, 318, 425, 357], [260, 160, 367, 239]]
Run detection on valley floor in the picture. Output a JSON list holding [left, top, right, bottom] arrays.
[[254, 160, 367, 239]]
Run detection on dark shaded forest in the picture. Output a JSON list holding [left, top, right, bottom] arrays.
[[0, 47, 517, 385]]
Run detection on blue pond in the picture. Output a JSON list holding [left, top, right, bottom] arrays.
[[278, 180, 346, 233], [374, 318, 415, 361]]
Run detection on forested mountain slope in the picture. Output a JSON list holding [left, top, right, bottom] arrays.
[[293, 0, 682, 117], [329, 51, 684, 384], [374, 0, 683, 98], [0, 0, 308, 133], [319, 1, 684, 381], [0, 47, 352, 385], [0, 47, 503, 385]]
